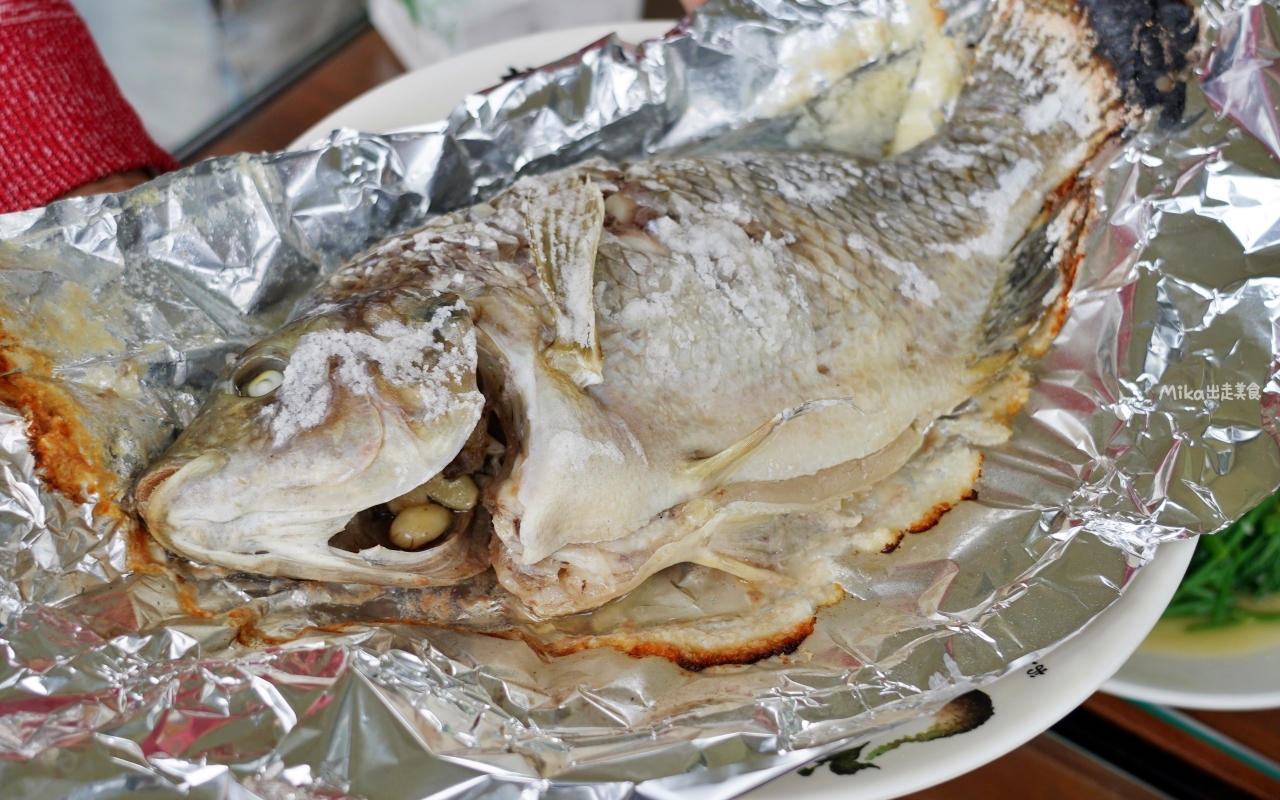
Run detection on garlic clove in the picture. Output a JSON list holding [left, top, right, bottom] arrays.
[[387, 483, 432, 515], [389, 503, 452, 550], [604, 192, 638, 225], [423, 473, 478, 511], [387, 473, 478, 515]]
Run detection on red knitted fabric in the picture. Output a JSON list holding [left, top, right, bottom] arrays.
[[0, 0, 179, 213]]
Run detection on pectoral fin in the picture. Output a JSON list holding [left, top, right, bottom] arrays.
[[682, 398, 861, 490], [526, 175, 606, 388], [720, 425, 924, 506], [975, 189, 1089, 360]]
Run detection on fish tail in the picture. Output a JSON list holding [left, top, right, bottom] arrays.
[[1078, 0, 1199, 126], [952, 0, 1197, 363], [953, 0, 1197, 151]]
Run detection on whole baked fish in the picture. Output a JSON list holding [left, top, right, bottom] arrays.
[[135, 0, 1194, 620]]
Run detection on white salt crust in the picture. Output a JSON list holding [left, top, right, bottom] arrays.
[[264, 300, 481, 446], [993, 1, 1105, 141], [762, 156, 857, 206], [649, 208, 806, 345], [845, 231, 941, 306]]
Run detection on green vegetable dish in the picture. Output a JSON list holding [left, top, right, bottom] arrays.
[[1164, 495, 1280, 630]]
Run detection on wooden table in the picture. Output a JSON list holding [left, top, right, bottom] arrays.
[[193, 23, 1280, 800]]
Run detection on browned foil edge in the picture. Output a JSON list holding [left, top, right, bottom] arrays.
[[0, 333, 119, 516], [528, 618, 818, 672]]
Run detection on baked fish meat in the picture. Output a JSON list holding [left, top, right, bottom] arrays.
[[135, 0, 1196, 621]]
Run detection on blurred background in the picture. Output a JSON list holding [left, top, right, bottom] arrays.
[[72, 0, 684, 162]]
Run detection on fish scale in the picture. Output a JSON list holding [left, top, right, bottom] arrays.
[[589, 154, 995, 483]]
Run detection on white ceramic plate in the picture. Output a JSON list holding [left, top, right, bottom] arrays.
[[1104, 644, 1280, 711], [1103, 537, 1280, 711], [745, 539, 1193, 799], [289, 24, 1198, 797], [291, 21, 678, 149]]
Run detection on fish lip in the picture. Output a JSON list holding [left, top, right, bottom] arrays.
[[137, 452, 229, 526], [134, 463, 184, 518], [142, 505, 488, 586]]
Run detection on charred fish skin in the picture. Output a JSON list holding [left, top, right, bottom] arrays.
[[135, 0, 1195, 613]]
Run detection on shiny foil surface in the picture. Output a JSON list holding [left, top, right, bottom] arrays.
[[1, 0, 1279, 797]]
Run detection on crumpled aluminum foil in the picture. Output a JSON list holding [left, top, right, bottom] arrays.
[[0, 0, 1278, 797]]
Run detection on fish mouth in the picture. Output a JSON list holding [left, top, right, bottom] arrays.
[[136, 441, 495, 586], [134, 463, 181, 518], [326, 503, 485, 570], [328, 405, 505, 561], [135, 453, 226, 520]]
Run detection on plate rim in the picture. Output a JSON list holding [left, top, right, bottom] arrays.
[[1103, 674, 1280, 711], [289, 20, 678, 150], [1101, 534, 1280, 712]]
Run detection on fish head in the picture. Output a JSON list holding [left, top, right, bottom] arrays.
[[135, 288, 486, 579]]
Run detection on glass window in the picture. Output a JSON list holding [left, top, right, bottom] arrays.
[[72, 0, 364, 153]]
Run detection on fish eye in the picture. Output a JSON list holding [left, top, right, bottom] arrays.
[[244, 369, 284, 398], [232, 353, 289, 398]]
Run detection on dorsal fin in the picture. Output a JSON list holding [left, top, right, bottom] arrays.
[[525, 175, 606, 388]]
